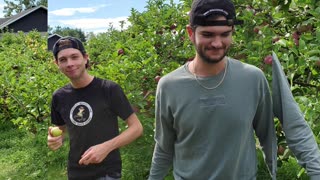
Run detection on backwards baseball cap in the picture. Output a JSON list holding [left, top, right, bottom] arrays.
[[52, 36, 86, 59], [190, 0, 243, 26]]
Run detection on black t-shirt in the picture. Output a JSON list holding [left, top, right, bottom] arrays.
[[51, 77, 134, 179]]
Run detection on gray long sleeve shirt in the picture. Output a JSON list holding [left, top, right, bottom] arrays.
[[149, 58, 277, 180], [272, 52, 320, 180]]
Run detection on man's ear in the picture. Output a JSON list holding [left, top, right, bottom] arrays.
[[84, 54, 90, 69], [84, 54, 89, 63], [186, 25, 195, 44], [84, 54, 89, 59]]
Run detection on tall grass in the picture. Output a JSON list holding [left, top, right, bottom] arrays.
[[0, 114, 310, 179]]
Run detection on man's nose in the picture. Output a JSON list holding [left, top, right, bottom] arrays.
[[210, 36, 223, 48], [66, 59, 74, 66]]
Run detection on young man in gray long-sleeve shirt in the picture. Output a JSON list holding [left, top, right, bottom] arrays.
[[148, 0, 277, 179]]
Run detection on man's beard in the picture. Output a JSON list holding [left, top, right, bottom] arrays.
[[196, 46, 229, 64]]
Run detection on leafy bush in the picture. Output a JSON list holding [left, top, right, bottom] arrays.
[[0, 31, 69, 133]]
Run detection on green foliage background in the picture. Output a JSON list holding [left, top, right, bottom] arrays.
[[0, 0, 319, 179]]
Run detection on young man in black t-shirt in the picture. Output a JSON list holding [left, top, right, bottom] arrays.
[[47, 36, 143, 180]]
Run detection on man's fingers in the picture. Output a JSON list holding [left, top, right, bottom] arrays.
[[79, 156, 87, 165], [48, 143, 60, 151], [80, 147, 93, 164], [48, 135, 63, 142], [79, 152, 91, 165], [48, 126, 53, 136], [47, 135, 63, 150], [81, 147, 92, 158]]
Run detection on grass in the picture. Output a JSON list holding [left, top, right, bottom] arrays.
[[0, 114, 311, 180], [0, 121, 68, 180]]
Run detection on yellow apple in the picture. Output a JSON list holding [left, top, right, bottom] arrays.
[[51, 127, 62, 137]]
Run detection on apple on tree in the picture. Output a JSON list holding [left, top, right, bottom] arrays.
[[264, 55, 272, 65], [277, 145, 286, 155], [170, 23, 177, 30], [117, 49, 124, 55], [154, 75, 161, 83], [292, 31, 301, 46]]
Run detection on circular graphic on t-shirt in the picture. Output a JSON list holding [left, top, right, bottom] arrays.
[[70, 101, 93, 126]]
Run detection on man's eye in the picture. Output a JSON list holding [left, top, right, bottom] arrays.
[[221, 33, 230, 37], [202, 33, 212, 37]]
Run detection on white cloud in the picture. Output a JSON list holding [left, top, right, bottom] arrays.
[[49, 7, 97, 16], [58, 17, 131, 33], [49, 4, 109, 17]]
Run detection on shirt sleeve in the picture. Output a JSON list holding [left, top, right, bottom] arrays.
[[109, 83, 134, 121], [253, 75, 277, 179], [148, 80, 174, 180], [51, 94, 66, 126], [272, 52, 320, 177]]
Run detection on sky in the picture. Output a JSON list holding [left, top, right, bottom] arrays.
[[0, 0, 180, 34], [48, 0, 151, 34], [0, 1, 4, 17]]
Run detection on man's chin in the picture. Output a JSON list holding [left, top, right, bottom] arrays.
[[66, 74, 80, 80], [197, 48, 228, 64], [207, 59, 224, 64], [204, 56, 226, 64]]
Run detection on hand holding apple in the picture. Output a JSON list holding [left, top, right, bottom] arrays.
[[48, 126, 64, 151]]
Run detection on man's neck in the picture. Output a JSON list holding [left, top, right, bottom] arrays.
[[190, 56, 227, 77], [70, 73, 94, 89]]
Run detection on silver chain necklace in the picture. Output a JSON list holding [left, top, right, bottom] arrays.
[[191, 59, 228, 90]]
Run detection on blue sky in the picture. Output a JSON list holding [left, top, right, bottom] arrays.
[[0, 1, 4, 17], [48, 0, 153, 34], [0, 0, 180, 34]]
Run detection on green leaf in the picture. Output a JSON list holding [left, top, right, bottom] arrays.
[[307, 50, 320, 56], [251, 41, 262, 46], [299, 39, 306, 50], [275, 39, 287, 47]]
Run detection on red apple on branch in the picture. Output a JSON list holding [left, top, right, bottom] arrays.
[[155, 75, 161, 83], [292, 31, 300, 46], [264, 55, 272, 65], [118, 49, 124, 55]]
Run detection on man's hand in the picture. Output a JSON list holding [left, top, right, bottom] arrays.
[[78, 142, 112, 165], [78, 113, 143, 166], [47, 126, 64, 151]]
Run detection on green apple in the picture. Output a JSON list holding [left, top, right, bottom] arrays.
[[51, 127, 62, 137]]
